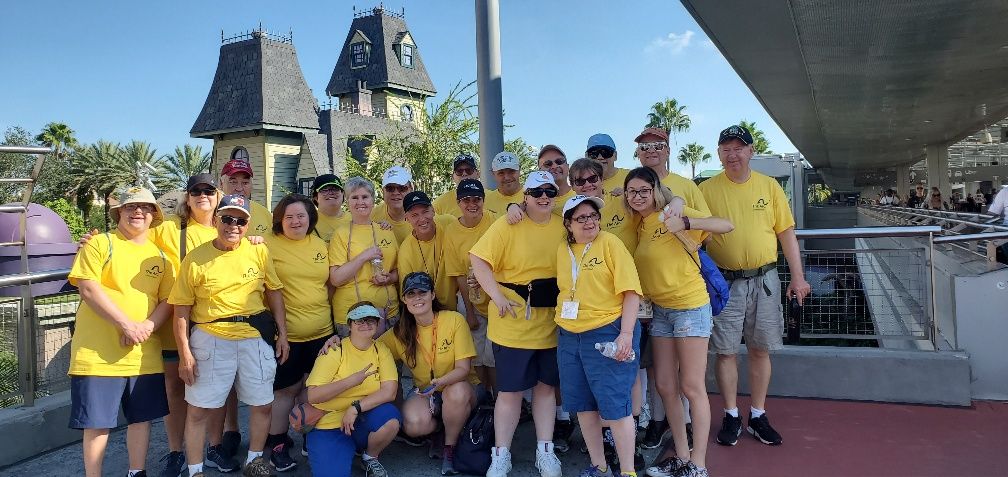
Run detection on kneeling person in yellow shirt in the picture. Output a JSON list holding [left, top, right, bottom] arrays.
[[168, 193, 289, 476], [68, 187, 175, 477]]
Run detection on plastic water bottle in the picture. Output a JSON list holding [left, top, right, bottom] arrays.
[[371, 258, 384, 275], [595, 342, 635, 361], [468, 266, 483, 302]]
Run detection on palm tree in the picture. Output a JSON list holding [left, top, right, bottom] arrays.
[[33, 122, 80, 203], [738, 120, 772, 154], [158, 144, 211, 191], [34, 122, 78, 160], [677, 143, 711, 179], [647, 98, 691, 149], [70, 140, 122, 230]]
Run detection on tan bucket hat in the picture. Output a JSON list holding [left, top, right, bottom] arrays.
[[109, 186, 164, 226]]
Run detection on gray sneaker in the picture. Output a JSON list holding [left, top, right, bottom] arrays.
[[205, 445, 240, 473], [441, 445, 459, 476], [645, 456, 688, 477], [158, 451, 186, 477], [672, 462, 708, 477], [242, 456, 273, 477], [362, 456, 389, 477]]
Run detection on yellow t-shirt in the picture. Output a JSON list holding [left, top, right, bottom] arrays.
[[397, 215, 459, 311], [444, 213, 497, 316], [315, 211, 351, 242], [68, 230, 174, 376], [371, 202, 412, 244], [552, 189, 577, 216], [602, 168, 630, 197], [150, 215, 218, 350], [328, 222, 400, 324], [432, 189, 462, 218], [249, 200, 273, 236], [699, 172, 795, 270], [555, 231, 642, 333], [469, 215, 565, 349], [265, 233, 334, 342], [168, 240, 283, 340], [634, 210, 710, 310], [483, 189, 522, 217], [305, 338, 397, 430], [379, 311, 479, 389], [661, 172, 711, 216], [600, 199, 639, 253]]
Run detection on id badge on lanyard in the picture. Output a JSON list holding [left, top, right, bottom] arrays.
[[561, 242, 593, 320]]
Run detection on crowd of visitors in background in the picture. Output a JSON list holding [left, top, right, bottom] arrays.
[[64, 125, 811, 477], [881, 185, 996, 213]]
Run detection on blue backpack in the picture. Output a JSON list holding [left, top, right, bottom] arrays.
[[682, 244, 730, 316]]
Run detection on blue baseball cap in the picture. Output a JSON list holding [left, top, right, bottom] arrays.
[[402, 271, 434, 296], [347, 303, 383, 321], [216, 194, 251, 217], [586, 133, 616, 152]]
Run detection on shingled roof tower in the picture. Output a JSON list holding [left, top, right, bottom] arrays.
[[190, 28, 331, 208]]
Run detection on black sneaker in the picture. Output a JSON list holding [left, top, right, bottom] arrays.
[[553, 418, 576, 453], [157, 450, 186, 477], [270, 441, 297, 472], [206, 444, 240, 473], [747, 414, 783, 445], [394, 431, 429, 447], [715, 413, 742, 446], [602, 429, 619, 473], [221, 430, 243, 458], [633, 444, 646, 472], [641, 419, 670, 449]]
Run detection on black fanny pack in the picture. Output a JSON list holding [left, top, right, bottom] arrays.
[[198, 310, 276, 349], [500, 278, 560, 308]]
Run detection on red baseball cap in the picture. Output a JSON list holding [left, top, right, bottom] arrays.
[[634, 127, 669, 143], [221, 159, 254, 177]]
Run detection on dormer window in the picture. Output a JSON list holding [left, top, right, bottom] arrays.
[[400, 44, 414, 68], [400, 104, 414, 122], [351, 42, 369, 68], [231, 147, 249, 162]]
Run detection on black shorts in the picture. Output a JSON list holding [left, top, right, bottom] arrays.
[[69, 374, 169, 429], [274, 335, 331, 390], [491, 343, 559, 392]]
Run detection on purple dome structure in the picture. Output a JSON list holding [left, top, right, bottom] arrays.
[[0, 203, 78, 297]]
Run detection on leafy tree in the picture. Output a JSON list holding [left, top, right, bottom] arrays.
[[677, 143, 711, 179], [32, 122, 80, 203], [738, 120, 772, 154], [42, 198, 86, 241], [158, 144, 211, 191], [0, 126, 37, 203], [647, 98, 691, 148]]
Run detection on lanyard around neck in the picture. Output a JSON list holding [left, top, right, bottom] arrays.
[[416, 313, 438, 381], [567, 241, 593, 300]]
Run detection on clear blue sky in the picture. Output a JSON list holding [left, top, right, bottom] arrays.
[[0, 0, 796, 177]]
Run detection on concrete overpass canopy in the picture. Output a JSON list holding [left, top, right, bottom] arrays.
[[681, 0, 1008, 187]]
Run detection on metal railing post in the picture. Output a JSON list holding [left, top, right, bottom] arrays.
[[927, 231, 939, 351]]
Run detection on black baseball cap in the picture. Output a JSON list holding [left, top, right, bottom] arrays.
[[453, 153, 477, 170], [402, 191, 433, 212], [186, 173, 218, 191], [718, 125, 754, 145], [311, 174, 344, 194], [456, 179, 485, 200], [402, 271, 434, 296]]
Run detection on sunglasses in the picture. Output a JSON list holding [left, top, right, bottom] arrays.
[[573, 174, 601, 187], [570, 212, 601, 224], [454, 167, 476, 176], [219, 215, 249, 226], [542, 157, 566, 168], [188, 187, 216, 197], [638, 142, 667, 152], [384, 184, 409, 194], [526, 187, 559, 198], [587, 148, 615, 160]]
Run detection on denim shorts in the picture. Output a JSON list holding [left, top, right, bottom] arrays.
[[649, 303, 713, 338], [557, 317, 641, 420]]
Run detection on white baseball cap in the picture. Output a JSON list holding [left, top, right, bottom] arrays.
[[523, 171, 557, 190], [382, 166, 413, 187], [562, 195, 605, 218], [492, 151, 520, 172]]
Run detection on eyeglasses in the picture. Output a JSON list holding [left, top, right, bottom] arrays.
[[318, 186, 342, 195], [122, 203, 155, 213], [454, 167, 476, 176], [586, 148, 615, 160], [526, 187, 559, 198], [637, 142, 667, 152], [352, 317, 380, 327], [219, 215, 249, 226], [188, 188, 216, 197], [541, 157, 566, 168], [570, 212, 601, 224], [572, 174, 600, 187], [384, 184, 409, 194], [626, 187, 653, 198]]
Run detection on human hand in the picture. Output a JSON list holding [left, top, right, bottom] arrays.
[[610, 187, 624, 197], [341, 406, 358, 435], [318, 334, 342, 356], [245, 235, 265, 245], [78, 229, 99, 248], [614, 331, 633, 362], [506, 204, 525, 225], [179, 350, 198, 386], [493, 296, 520, 319], [275, 335, 290, 364], [787, 277, 812, 305], [377, 221, 393, 231], [350, 363, 378, 386]]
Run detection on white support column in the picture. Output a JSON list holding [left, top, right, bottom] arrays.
[[896, 165, 911, 197], [926, 143, 951, 199]]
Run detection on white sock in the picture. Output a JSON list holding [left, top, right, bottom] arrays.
[[556, 406, 570, 420], [492, 446, 510, 457], [725, 407, 739, 418], [750, 406, 765, 418], [537, 440, 554, 453], [127, 471, 143, 477], [362, 452, 376, 461], [188, 464, 203, 475], [245, 450, 263, 464]]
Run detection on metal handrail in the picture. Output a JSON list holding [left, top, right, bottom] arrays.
[[0, 269, 71, 289], [876, 205, 999, 221], [933, 231, 1008, 244], [795, 225, 941, 239], [0, 145, 52, 155], [864, 206, 1008, 232]]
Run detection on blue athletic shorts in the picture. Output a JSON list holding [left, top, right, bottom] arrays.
[[69, 374, 169, 429], [491, 344, 559, 392], [557, 317, 641, 420], [306, 402, 402, 477]]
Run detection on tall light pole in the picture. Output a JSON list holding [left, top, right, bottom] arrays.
[[475, 0, 504, 188]]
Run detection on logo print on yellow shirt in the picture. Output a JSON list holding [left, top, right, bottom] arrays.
[[145, 264, 163, 278], [242, 267, 260, 280], [753, 198, 769, 210], [651, 226, 668, 241], [379, 238, 392, 247], [583, 257, 604, 271], [255, 224, 268, 233], [607, 214, 624, 228], [314, 252, 326, 263], [438, 338, 453, 353]]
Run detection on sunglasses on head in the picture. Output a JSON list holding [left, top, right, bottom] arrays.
[[541, 157, 566, 168], [573, 174, 600, 187], [526, 187, 558, 198], [219, 215, 248, 226], [587, 148, 615, 160], [189, 187, 216, 197]]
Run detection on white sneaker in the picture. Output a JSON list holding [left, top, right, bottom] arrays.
[[535, 448, 562, 477], [486, 447, 512, 477]]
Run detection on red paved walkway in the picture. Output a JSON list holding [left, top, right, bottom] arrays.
[[702, 395, 1008, 477]]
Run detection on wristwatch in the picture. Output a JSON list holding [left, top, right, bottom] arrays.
[[351, 400, 362, 414], [682, 216, 691, 230]]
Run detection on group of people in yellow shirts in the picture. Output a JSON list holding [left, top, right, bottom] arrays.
[[65, 124, 811, 477]]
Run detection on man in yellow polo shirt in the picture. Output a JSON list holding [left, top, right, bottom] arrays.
[[634, 126, 710, 216], [699, 125, 810, 448], [372, 165, 415, 243], [68, 186, 174, 477], [585, 133, 628, 200], [432, 153, 480, 217], [220, 158, 273, 236], [483, 151, 524, 215], [169, 194, 289, 477], [397, 191, 459, 311], [538, 144, 576, 215]]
